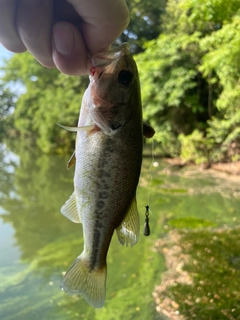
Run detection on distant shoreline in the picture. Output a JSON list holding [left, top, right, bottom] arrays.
[[160, 157, 240, 176]]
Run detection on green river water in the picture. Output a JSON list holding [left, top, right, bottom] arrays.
[[1, 142, 240, 320]]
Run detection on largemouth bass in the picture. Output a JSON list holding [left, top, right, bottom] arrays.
[[60, 43, 154, 308]]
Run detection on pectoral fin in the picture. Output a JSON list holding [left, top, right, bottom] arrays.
[[143, 122, 155, 138], [61, 191, 81, 223], [57, 123, 95, 132], [116, 197, 139, 247], [67, 151, 76, 169]]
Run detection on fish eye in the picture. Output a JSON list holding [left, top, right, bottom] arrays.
[[118, 70, 133, 87]]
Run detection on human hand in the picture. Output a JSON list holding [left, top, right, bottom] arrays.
[[0, 0, 129, 75]]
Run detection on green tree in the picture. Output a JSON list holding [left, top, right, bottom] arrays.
[[2, 0, 240, 163], [137, 0, 240, 163], [119, 0, 167, 53], [2, 53, 88, 153], [136, 2, 210, 157], [200, 13, 240, 162], [0, 84, 16, 139], [0, 0, 168, 154]]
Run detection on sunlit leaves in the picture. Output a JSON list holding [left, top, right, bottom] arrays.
[[181, 0, 240, 26], [0, 84, 16, 138], [121, 0, 167, 52], [137, 0, 240, 163], [1, 0, 240, 162], [1, 52, 88, 153]]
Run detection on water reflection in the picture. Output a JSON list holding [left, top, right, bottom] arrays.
[[0, 218, 21, 267], [1, 142, 240, 319], [0, 143, 77, 260], [0, 143, 164, 320]]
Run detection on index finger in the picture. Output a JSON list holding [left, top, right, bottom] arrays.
[[67, 0, 130, 54], [16, 0, 54, 68], [0, 0, 26, 52]]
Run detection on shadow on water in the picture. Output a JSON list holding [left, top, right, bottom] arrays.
[[1, 141, 240, 319]]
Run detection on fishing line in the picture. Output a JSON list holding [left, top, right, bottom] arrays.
[[143, 139, 155, 236], [147, 138, 155, 206]]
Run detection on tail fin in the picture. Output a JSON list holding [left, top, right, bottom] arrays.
[[60, 254, 107, 308]]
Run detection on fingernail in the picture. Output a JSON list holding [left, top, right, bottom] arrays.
[[53, 25, 74, 56]]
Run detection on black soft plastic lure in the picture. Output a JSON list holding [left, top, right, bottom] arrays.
[[143, 205, 150, 236]]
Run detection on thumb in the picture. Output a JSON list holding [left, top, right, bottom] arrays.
[[52, 22, 88, 75]]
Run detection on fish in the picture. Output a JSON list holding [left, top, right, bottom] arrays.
[[59, 43, 154, 308]]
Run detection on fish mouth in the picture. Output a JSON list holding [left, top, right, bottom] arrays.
[[90, 43, 130, 69]]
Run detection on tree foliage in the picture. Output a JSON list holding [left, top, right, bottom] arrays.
[[0, 84, 16, 139], [1, 0, 240, 164], [137, 0, 240, 163], [2, 53, 88, 153], [120, 0, 167, 53]]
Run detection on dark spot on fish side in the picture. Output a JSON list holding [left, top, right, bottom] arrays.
[[97, 200, 105, 209], [96, 219, 103, 229], [96, 209, 103, 219], [99, 192, 108, 199], [90, 228, 101, 269], [118, 70, 133, 87]]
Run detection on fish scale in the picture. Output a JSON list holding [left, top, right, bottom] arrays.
[[75, 129, 141, 262], [59, 43, 146, 308]]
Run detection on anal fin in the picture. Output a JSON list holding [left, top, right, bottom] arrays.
[[60, 191, 81, 223], [116, 197, 140, 247]]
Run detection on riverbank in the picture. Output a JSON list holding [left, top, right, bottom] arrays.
[[153, 227, 240, 320], [147, 159, 240, 319], [163, 158, 240, 175]]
